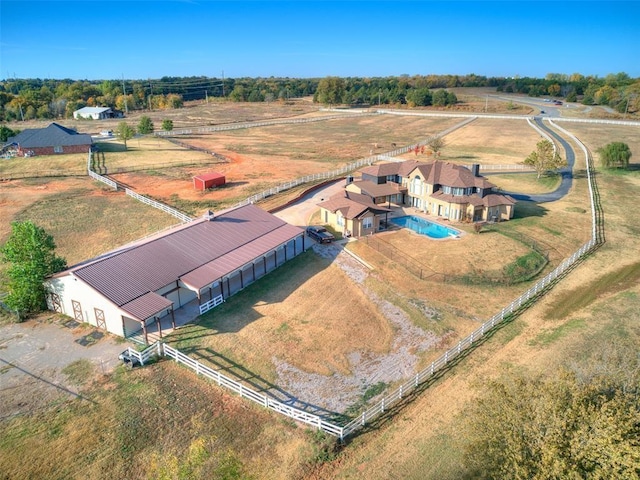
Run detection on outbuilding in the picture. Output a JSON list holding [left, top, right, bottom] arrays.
[[193, 172, 226, 191], [45, 205, 305, 344]]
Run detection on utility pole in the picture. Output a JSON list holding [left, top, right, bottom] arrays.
[[205, 90, 208, 103]]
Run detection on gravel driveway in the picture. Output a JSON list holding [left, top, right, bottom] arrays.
[[0, 317, 127, 419]]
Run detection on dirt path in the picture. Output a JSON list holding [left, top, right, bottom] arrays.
[[0, 317, 126, 419]]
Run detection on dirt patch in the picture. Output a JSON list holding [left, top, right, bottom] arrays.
[[0, 315, 125, 420], [274, 243, 442, 413]]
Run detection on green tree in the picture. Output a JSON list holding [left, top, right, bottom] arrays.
[[115, 121, 135, 149], [463, 340, 640, 479], [137, 116, 154, 134], [161, 119, 174, 132], [405, 87, 432, 107], [0, 125, 18, 142], [598, 142, 632, 169], [524, 139, 567, 178], [1, 221, 67, 318], [314, 77, 346, 106]]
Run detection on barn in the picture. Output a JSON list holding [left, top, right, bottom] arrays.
[[45, 205, 306, 344], [193, 172, 226, 191]]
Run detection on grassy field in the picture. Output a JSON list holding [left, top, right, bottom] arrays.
[[307, 130, 640, 479], [1, 102, 638, 479]]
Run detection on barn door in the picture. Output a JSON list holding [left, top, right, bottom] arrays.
[[49, 293, 62, 313], [94, 308, 106, 330], [71, 300, 84, 322]]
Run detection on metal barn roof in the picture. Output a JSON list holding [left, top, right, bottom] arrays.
[[68, 205, 303, 316]]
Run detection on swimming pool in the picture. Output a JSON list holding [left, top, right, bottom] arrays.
[[390, 215, 460, 239]]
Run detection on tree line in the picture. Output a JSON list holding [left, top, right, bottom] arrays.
[[0, 72, 638, 122]]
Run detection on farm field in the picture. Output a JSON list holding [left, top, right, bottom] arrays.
[[1, 99, 638, 479]]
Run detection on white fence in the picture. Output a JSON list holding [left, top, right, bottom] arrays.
[[233, 116, 477, 208], [162, 344, 344, 437], [155, 112, 376, 137], [125, 189, 193, 223], [123, 342, 163, 366], [199, 294, 224, 315], [88, 169, 117, 189], [124, 113, 603, 441]]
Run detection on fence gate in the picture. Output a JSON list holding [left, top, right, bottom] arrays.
[[94, 308, 106, 330], [71, 300, 84, 322]]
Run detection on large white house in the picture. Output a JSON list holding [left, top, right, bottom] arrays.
[[45, 205, 305, 343]]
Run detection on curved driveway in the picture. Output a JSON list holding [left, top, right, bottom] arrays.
[[504, 117, 576, 203], [273, 180, 346, 227]]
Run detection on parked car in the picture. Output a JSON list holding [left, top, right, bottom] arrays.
[[306, 225, 335, 243]]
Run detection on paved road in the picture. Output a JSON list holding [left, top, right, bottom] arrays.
[[505, 117, 576, 203]]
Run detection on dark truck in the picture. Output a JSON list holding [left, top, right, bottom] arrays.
[[306, 225, 335, 244]]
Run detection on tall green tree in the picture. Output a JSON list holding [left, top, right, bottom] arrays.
[[161, 119, 174, 132], [524, 139, 567, 178], [1, 221, 67, 318], [137, 116, 154, 134], [115, 121, 135, 149], [598, 142, 632, 169], [314, 77, 346, 106]]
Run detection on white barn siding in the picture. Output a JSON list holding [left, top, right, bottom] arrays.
[[46, 275, 128, 337]]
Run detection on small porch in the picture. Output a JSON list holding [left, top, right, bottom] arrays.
[[127, 297, 203, 345]]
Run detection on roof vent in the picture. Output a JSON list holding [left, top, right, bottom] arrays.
[[204, 210, 215, 221]]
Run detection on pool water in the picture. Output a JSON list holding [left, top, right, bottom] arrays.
[[390, 215, 460, 239]]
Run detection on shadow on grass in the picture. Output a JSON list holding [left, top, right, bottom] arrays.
[[172, 345, 348, 423]]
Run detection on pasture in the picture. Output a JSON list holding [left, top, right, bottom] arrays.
[[1, 98, 638, 479]]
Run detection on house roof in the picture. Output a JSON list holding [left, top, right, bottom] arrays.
[[318, 191, 390, 219], [411, 161, 495, 189], [7, 123, 92, 148], [360, 160, 422, 178], [348, 180, 406, 197], [62, 205, 303, 320], [74, 107, 112, 115]]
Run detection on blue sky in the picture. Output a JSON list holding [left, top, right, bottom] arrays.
[[1, 1, 639, 80]]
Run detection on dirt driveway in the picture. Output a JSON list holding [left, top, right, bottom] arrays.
[[272, 179, 345, 227], [0, 317, 126, 419]]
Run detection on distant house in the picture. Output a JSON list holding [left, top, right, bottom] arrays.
[[73, 106, 120, 120], [6, 123, 92, 157], [44, 205, 305, 344]]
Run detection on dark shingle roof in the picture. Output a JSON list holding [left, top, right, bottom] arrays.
[[7, 123, 92, 148]]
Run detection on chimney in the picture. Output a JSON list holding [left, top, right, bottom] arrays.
[[471, 164, 480, 177], [204, 210, 215, 221]]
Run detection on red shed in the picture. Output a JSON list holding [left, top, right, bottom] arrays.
[[193, 172, 226, 191]]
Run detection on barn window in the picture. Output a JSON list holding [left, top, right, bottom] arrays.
[[54, 146, 63, 153]]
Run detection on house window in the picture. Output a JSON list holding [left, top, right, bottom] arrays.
[[452, 187, 464, 196], [363, 216, 373, 229], [411, 176, 422, 195], [54, 146, 63, 153], [337, 212, 344, 227], [442, 185, 451, 194]]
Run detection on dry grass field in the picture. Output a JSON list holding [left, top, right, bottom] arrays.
[[1, 97, 639, 479]]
